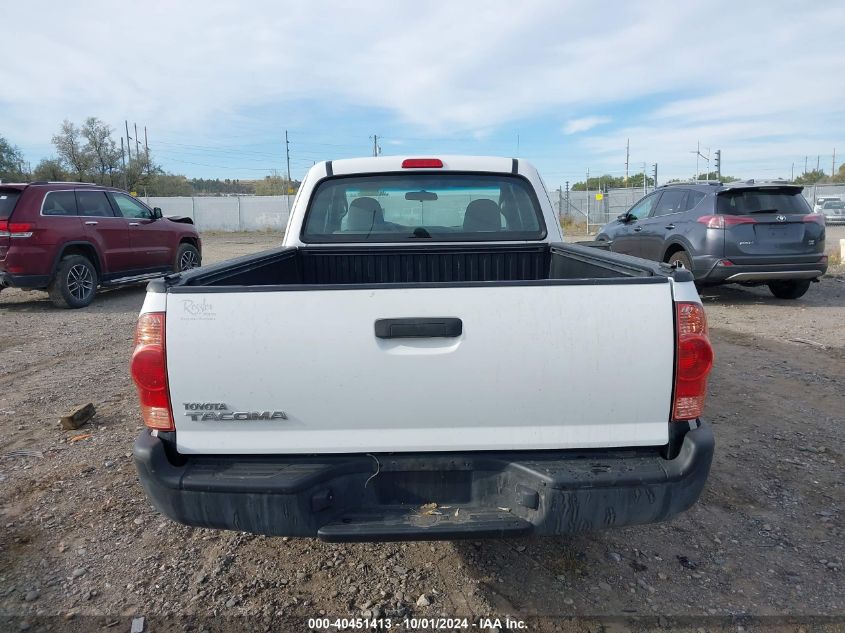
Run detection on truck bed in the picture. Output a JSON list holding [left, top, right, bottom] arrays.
[[161, 242, 680, 290]]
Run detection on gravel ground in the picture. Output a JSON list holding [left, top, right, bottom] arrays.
[[1, 232, 843, 633]]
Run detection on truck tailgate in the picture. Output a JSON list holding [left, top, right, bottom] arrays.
[[166, 283, 675, 454]]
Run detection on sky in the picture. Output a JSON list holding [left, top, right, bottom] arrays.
[[2, 1, 844, 185]]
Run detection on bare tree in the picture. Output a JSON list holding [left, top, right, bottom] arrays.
[[51, 120, 92, 181], [81, 117, 121, 186]]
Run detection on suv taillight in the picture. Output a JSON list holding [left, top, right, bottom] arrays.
[[696, 215, 756, 229], [0, 220, 33, 238], [130, 312, 174, 431], [672, 302, 714, 421]]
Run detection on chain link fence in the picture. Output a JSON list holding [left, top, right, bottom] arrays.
[[145, 182, 845, 234]]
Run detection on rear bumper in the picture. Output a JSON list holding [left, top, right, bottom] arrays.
[[0, 271, 50, 289], [133, 421, 714, 541], [699, 260, 827, 284]]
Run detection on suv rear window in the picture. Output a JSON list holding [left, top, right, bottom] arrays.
[[302, 173, 546, 242], [0, 190, 21, 219], [42, 191, 79, 216], [717, 189, 812, 215]]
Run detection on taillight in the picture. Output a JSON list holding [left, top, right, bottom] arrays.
[[697, 215, 757, 229], [0, 220, 33, 238], [401, 158, 443, 168], [672, 302, 714, 421], [803, 213, 825, 224], [130, 312, 174, 431]]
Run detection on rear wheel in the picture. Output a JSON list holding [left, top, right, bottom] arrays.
[[48, 254, 98, 308], [768, 279, 811, 300], [174, 243, 201, 272], [667, 250, 693, 272]]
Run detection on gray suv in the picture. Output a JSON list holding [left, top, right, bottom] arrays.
[[596, 181, 828, 299]]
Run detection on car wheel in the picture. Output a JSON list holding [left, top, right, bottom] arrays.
[[48, 254, 98, 309], [767, 279, 811, 300], [174, 243, 201, 272], [667, 250, 693, 272]]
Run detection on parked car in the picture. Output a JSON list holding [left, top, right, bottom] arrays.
[[820, 199, 845, 224], [0, 182, 201, 308], [813, 195, 841, 213], [596, 181, 828, 299], [132, 156, 714, 542]]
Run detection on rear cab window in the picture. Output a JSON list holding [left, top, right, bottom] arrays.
[[717, 188, 812, 215], [301, 173, 546, 242], [0, 189, 22, 219]]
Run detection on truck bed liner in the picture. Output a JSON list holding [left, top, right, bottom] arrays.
[[160, 243, 684, 290]]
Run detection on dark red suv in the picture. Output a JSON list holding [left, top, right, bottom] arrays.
[[0, 182, 201, 308]]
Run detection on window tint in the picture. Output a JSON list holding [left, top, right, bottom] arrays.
[[42, 191, 78, 216], [685, 190, 706, 210], [302, 174, 545, 242], [627, 193, 658, 219], [717, 189, 812, 215], [110, 193, 151, 219], [823, 201, 844, 209], [652, 189, 687, 216], [0, 190, 21, 219], [76, 191, 115, 217]]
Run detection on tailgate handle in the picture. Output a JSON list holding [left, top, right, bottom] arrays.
[[375, 317, 462, 339]]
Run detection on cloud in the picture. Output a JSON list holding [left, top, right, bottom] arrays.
[[563, 116, 611, 135], [1, 0, 843, 180]]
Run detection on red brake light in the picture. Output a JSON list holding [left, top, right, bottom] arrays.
[[672, 302, 714, 421], [0, 220, 7, 231], [697, 215, 757, 229], [803, 213, 825, 224], [130, 312, 174, 431], [401, 158, 443, 168], [0, 220, 33, 237]]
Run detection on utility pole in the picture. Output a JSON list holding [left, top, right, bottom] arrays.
[[144, 126, 149, 163], [586, 168, 590, 227], [714, 149, 721, 180], [120, 137, 127, 190], [695, 141, 699, 179], [285, 130, 291, 186], [791, 163, 794, 182], [625, 138, 630, 185], [642, 162, 647, 196], [134, 123, 140, 159], [558, 186, 563, 218], [652, 163, 658, 189], [832, 148, 836, 177], [816, 155, 820, 172], [125, 120, 132, 161], [565, 181, 569, 217], [371, 134, 380, 157], [804, 156, 808, 174]]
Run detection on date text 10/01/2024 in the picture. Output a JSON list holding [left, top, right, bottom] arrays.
[[307, 617, 527, 630]]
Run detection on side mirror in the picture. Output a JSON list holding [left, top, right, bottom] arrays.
[[152, 207, 163, 220], [617, 213, 631, 222]]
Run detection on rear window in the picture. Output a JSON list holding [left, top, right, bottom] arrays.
[[717, 189, 812, 215], [0, 190, 21, 219], [823, 201, 844, 209], [301, 173, 546, 242], [42, 191, 79, 216]]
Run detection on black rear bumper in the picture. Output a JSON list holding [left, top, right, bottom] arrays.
[[133, 421, 714, 542], [0, 271, 50, 289]]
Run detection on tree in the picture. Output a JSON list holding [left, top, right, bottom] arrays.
[[32, 158, 68, 182], [146, 173, 193, 196], [696, 172, 739, 182], [52, 120, 92, 181], [571, 172, 653, 191], [794, 169, 826, 185], [0, 135, 26, 182], [81, 117, 121, 186]]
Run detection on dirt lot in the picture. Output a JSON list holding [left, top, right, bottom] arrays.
[[1, 232, 843, 632]]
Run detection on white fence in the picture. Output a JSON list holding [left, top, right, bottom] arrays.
[[144, 195, 292, 232], [146, 183, 845, 233]]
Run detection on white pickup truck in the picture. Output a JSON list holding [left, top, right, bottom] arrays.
[[131, 156, 714, 541]]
